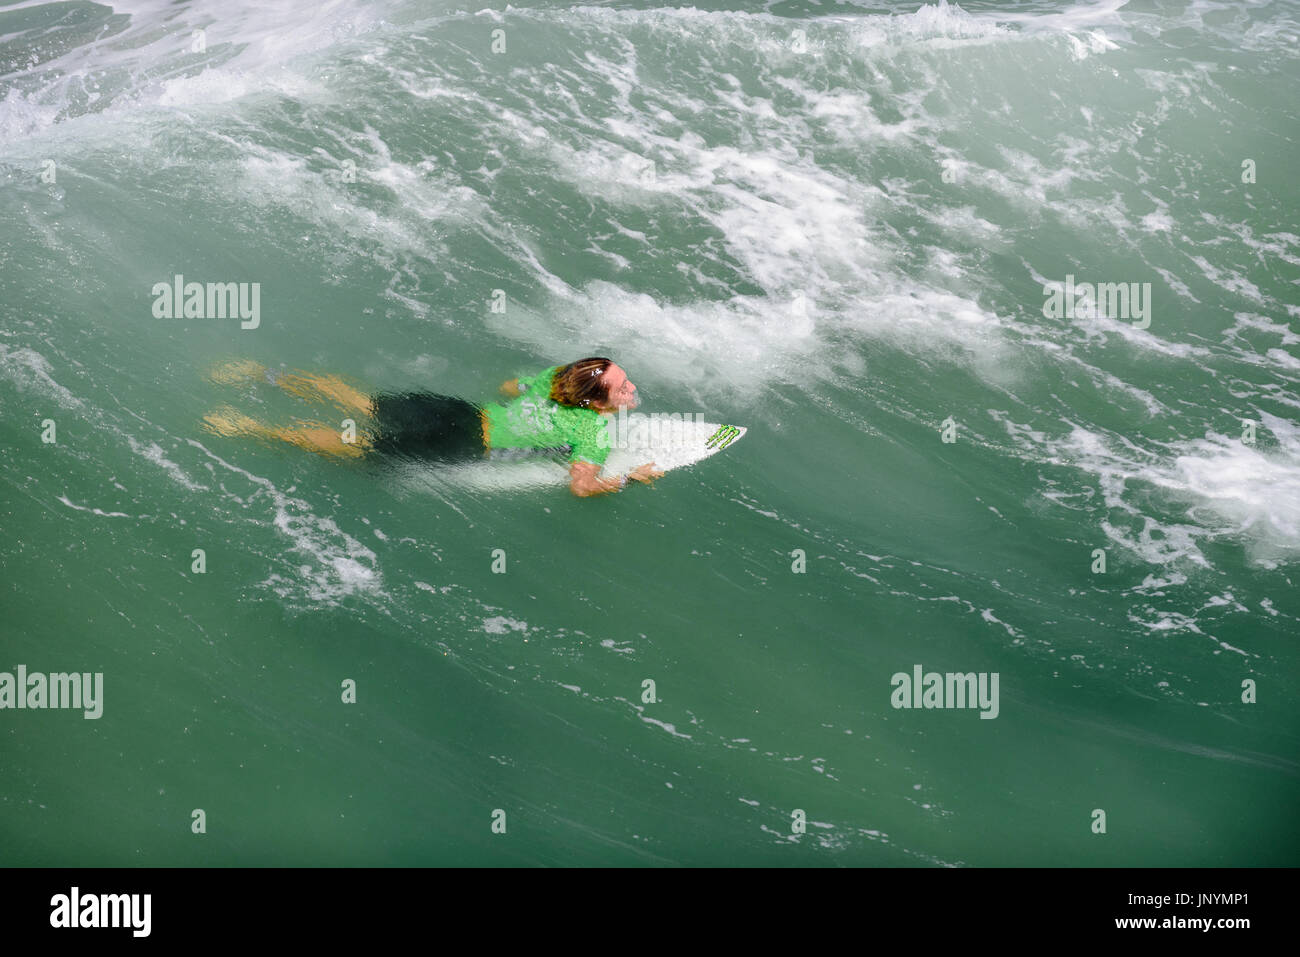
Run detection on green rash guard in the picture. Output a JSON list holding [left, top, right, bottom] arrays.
[[483, 366, 612, 467]]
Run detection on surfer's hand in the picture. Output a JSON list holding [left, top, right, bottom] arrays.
[[569, 461, 660, 496], [570, 460, 623, 496], [627, 463, 664, 484]]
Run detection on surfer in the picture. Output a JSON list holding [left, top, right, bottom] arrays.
[[202, 357, 664, 496]]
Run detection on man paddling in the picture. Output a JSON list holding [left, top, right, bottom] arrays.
[[203, 357, 663, 496]]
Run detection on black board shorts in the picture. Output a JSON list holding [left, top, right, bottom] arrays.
[[368, 392, 485, 461]]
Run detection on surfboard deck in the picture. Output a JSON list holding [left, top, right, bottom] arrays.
[[602, 417, 746, 475]]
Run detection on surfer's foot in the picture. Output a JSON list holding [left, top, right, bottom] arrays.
[[206, 359, 269, 385], [202, 405, 266, 437]]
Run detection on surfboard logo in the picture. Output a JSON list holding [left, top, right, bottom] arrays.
[[706, 425, 741, 450]]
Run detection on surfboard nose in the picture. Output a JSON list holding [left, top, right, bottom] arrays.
[[706, 425, 743, 450]]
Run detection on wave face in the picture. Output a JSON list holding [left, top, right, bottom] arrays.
[[2, 0, 1298, 865]]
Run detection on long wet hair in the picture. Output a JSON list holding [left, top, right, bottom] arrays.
[[550, 357, 613, 408]]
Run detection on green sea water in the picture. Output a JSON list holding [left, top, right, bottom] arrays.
[[1, 0, 1297, 866]]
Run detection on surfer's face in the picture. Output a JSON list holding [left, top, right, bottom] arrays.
[[599, 364, 639, 411]]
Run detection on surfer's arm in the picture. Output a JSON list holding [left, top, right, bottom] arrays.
[[499, 378, 523, 397], [568, 461, 662, 497]]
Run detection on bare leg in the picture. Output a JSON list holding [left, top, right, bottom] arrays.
[[206, 361, 376, 417], [275, 372, 376, 417], [202, 406, 371, 458]]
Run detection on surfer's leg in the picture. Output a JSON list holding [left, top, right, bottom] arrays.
[[206, 361, 376, 416], [271, 421, 370, 458], [274, 372, 375, 417], [202, 406, 370, 458]]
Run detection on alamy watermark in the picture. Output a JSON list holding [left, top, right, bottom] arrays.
[[1042, 274, 1151, 328], [890, 664, 999, 719], [602, 409, 728, 450], [152, 274, 260, 329], [50, 887, 150, 937], [0, 666, 103, 718]]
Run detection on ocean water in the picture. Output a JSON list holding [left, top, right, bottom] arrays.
[[1, 0, 1297, 866]]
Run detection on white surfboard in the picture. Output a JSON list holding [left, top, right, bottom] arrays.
[[396, 415, 746, 493], [602, 414, 746, 475]]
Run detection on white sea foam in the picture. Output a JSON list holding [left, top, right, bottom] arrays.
[[483, 616, 528, 635], [1061, 418, 1300, 567], [0, 0, 392, 144], [0, 346, 83, 408], [124, 436, 209, 491], [186, 438, 382, 607], [55, 496, 131, 518]]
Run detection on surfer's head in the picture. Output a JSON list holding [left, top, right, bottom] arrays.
[[552, 357, 639, 411]]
